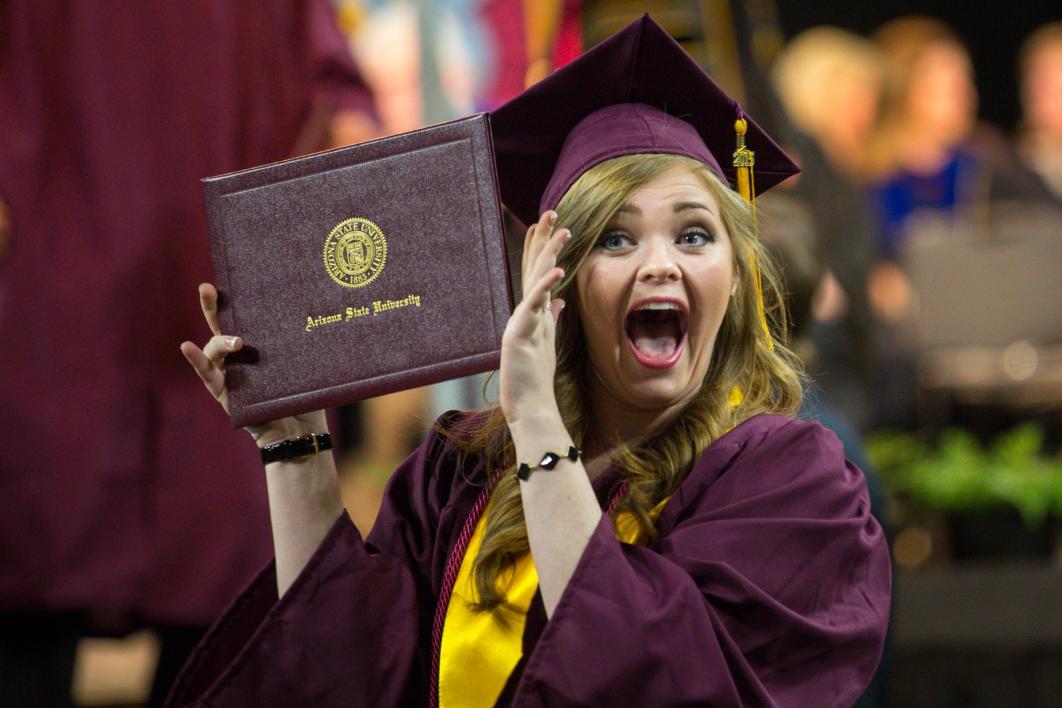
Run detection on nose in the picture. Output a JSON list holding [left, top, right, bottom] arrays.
[[637, 238, 681, 283]]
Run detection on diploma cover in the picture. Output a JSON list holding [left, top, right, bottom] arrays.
[[202, 114, 512, 427]]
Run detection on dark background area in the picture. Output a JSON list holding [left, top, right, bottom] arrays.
[[776, 0, 1062, 133]]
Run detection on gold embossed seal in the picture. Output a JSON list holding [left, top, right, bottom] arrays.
[[323, 217, 387, 288]]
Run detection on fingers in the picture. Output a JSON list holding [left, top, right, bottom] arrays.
[[180, 340, 225, 399], [522, 212, 571, 301], [521, 222, 537, 276], [535, 226, 570, 277], [522, 266, 565, 315], [522, 212, 556, 284], [525, 227, 570, 301], [549, 297, 565, 325], [198, 283, 222, 336], [180, 340, 210, 377], [526, 211, 556, 264], [202, 334, 242, 365], [180, 335, 242, 400]]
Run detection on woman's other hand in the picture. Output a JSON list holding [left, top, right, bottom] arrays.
[[179, 283, 326, 446], [500, 211, 569, 429]]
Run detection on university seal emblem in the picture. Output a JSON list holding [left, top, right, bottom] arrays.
[[323, 217, 387, 289]]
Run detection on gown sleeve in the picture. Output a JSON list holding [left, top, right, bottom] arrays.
[[513, 416, 892, 707], [165, 413, 466, 707]]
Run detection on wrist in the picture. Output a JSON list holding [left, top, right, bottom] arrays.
[[510, 415, 574, 466], [506, 400, 563, 435], [509, 412, 568, 451]]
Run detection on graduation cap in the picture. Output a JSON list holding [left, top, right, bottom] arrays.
[[490, 14, 799, 349], [490, 13, 800, 228]]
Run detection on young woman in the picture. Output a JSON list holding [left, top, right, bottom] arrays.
[[169, 16, 889, 707]]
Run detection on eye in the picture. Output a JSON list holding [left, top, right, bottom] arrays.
[[595, 230, 633, 251], [678, 227, 715, 246]]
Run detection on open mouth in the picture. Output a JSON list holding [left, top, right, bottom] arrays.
[[624, 301, 688, 369]]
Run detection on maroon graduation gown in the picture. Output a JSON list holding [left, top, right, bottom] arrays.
[[0, 1, 373, 629], [167, 413, 890, 706]]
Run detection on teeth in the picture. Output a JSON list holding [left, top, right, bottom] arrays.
[[636, 302, 680, 311]]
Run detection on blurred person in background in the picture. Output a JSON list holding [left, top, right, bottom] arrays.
[[1017, 22, 1062, 202], [865, 18, 988, 427], [863, 16, 1055, 429], [0, 1, 374, 704], [866, 15, 1051, 272], [767, 24, 884, 432], [866, 17, 980, 265], [771, 26, 884, 180]]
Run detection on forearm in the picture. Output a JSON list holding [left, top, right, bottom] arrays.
[[511, 412, 601, 618], [263, 450, 345, 597]]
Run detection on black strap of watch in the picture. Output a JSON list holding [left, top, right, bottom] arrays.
[[260, 433, 333, 465]]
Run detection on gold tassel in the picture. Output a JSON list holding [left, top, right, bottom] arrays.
[[733, 117, 773, 350]]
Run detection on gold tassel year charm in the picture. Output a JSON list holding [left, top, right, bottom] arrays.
[[733, 115, 773, 350]]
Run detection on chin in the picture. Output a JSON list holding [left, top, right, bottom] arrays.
[[620, 376, 700, 412]]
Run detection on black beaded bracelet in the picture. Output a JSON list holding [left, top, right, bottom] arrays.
[[260, 433, 333, 465], [516, 445, 581, 481]]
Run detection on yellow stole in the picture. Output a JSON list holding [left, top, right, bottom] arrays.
[[437, 497, 669, 707]]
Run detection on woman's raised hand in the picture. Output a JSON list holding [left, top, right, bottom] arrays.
[[499, 211, 570, 429], [179, 283, 326, 447]]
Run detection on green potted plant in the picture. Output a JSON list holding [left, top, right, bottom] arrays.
[[868, 424, 1062, 560]]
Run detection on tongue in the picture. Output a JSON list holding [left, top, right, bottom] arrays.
[[629, 319, 680, 359]]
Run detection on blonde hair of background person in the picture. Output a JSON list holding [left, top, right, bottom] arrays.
[[449, 153, 804, 609], [1017, 22, 1062, 199], [864, 16, 977, 180], [770, 26, 885, 179]]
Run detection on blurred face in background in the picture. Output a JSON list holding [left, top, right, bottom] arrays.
[[835, 73, 882, 158], [1022, 39, 1062, 141], [904, 40, 977, 146], [771, 27, 884, 175]]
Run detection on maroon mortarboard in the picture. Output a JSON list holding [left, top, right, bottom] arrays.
[[490, 14, 800, 227]]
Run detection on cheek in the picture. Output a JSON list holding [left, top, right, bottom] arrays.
[[576, 261, 622, 325], [575, 268, 597, 325], [689, 261, 735, 342], [575, 269, 607, 346], [575, 264, 629, 373]]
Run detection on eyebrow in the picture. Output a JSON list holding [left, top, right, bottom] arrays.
[[673, 201, 716, 215], [615, 201, 717, 216]]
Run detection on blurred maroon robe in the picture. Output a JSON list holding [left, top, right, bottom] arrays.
[[169, 413, 890, 706], [0, 1, 373, 631]]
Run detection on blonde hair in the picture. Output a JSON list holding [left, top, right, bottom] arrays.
[[771, 26, 884, 142], [448, 153, 804, 611]]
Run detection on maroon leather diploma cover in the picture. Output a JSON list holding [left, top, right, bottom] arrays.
[[202, 114, 512, 427]]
